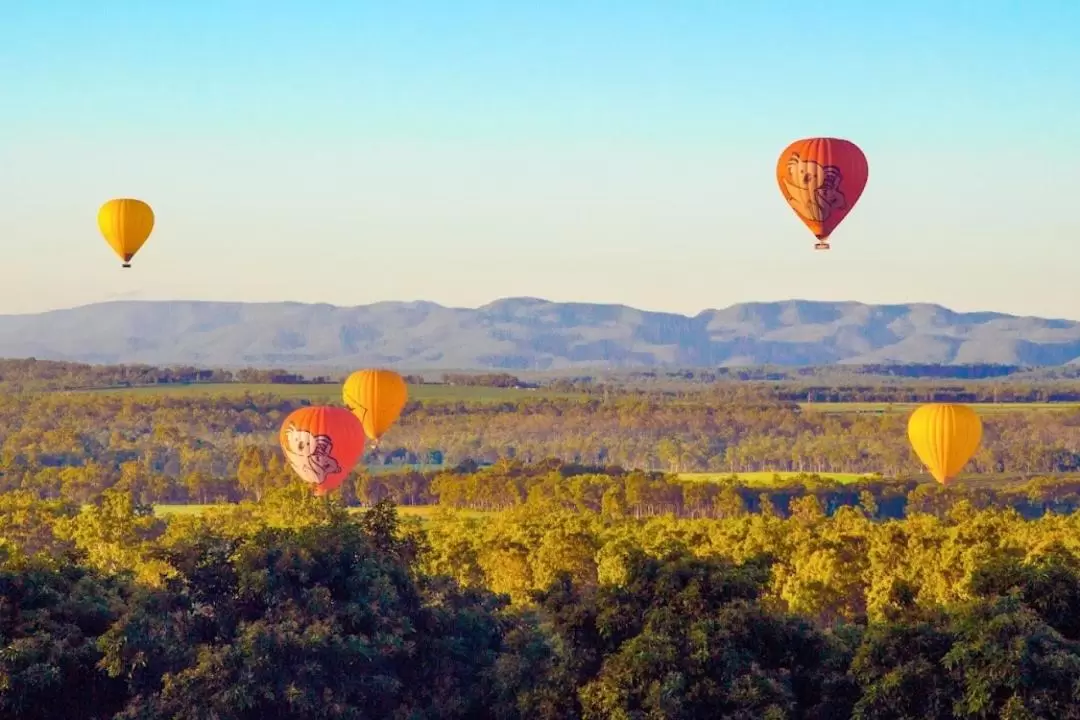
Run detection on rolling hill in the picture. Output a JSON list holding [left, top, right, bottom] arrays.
[[1, 298, 1079, 369]]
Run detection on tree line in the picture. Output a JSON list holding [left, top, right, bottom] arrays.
[[0, 359, 338, 391], [361, 460, 1080, 521], [9, 357, 1080, 398], [441, 372, 534, 388]]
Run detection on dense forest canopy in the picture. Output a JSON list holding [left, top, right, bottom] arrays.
[[6, 359, 1080, 717], [7, 488, 1080, 717]]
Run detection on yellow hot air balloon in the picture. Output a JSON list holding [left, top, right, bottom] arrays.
[[907, 403, 982, 484], [97, 198, 155, 268], [342, 369, 409, 444]]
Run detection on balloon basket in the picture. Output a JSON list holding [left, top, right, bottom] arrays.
[[813, 242, 830, 250]]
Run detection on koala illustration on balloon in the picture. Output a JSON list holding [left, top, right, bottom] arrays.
[[783, 153, 847, 223], [282, 423, 342, 486]]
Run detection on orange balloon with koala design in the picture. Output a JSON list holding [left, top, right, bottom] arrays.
[[278, 406, 365, 496], [776, 137, 868, 250]]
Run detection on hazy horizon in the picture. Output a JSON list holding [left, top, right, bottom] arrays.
[[3, 2, 1078, 320]]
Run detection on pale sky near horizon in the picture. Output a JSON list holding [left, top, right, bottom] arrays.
[[2, 1, 1079, 319]]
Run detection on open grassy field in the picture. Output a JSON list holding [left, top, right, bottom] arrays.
[[72, 384, 1080, 412], [81, 382, 579, 403], [679, 471, 877, 486], [152, 503, 493, 520], [798, 401, 1080, 415], [153, 504, 212, 517]]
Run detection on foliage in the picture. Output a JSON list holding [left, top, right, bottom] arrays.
[[7, 362, 1080, 715]]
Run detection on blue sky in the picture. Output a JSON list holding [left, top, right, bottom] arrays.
[[2, 1, 1078, 318]]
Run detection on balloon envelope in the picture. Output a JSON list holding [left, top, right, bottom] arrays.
[[342, 369, 409, 442], [98, 198, 155, 267], [907, 403, 982, 484], [776, 137, 868, 249], [279, 406, 365, 495]]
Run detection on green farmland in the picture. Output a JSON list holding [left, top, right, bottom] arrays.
[[81, 382, 578, 403], [74, 385, 1080, 413]]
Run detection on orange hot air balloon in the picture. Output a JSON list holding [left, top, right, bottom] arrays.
[[342, 369, 409, 445], [776, 137, 868, 250], [907, 403, 983, 485], [279, 406, 365, 496]]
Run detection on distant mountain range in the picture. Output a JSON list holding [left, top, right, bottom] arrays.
[[1, 298, 1079, 369]]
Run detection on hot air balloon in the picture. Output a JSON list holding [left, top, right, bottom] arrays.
[[279, 406, 365, 495], [342, 369, 409, 445], [97, 198, 155, 267], [907, 403, 982, 485], [776, 137, 868, 250]]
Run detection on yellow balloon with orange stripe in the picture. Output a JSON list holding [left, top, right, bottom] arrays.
[[907, 403, 982, 484], [98, 198, 155, 268], [342, 369, 409, 444]]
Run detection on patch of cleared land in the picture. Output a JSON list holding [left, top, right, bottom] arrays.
[[679, 471, 877, 486], [798, 402, 1080, 415]]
